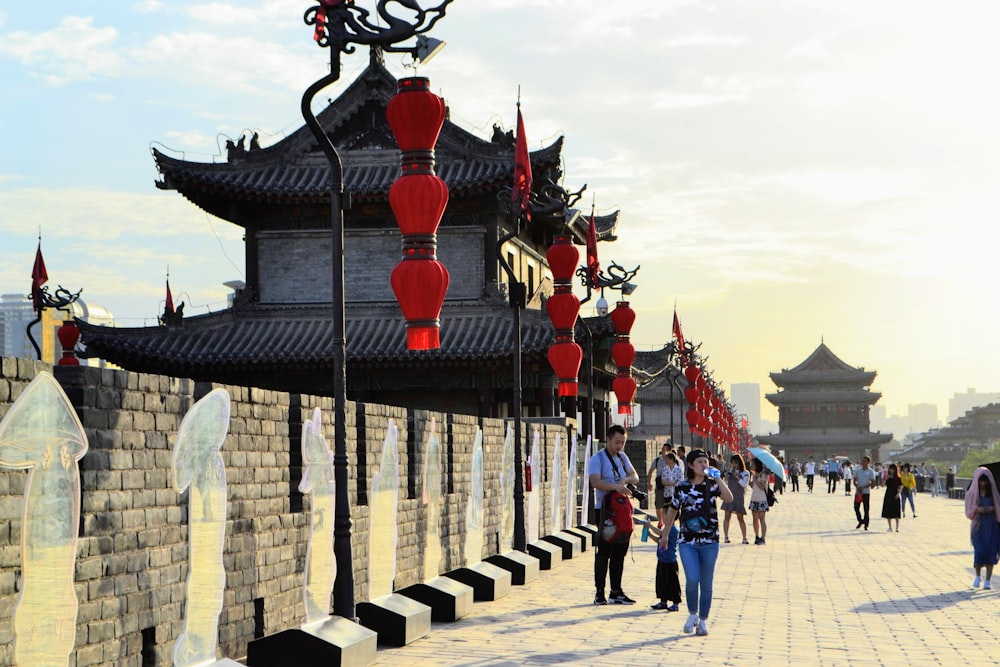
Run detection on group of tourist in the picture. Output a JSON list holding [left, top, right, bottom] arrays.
[[590, 430, 777, 637]]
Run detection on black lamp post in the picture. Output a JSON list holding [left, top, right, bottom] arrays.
[[301, 0, 452, 620]]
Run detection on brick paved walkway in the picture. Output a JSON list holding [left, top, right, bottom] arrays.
[[374, 488, 995, 666]]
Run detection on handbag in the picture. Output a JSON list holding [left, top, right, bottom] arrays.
[[766, 487, 777, 507], [854, 491, 863, 504]]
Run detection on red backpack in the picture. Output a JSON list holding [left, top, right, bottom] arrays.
[[600, 491, 635, 543], [599, 450, 635, 543]]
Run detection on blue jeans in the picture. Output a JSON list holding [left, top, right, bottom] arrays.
[[901, 489, 916, 515], [678, 541, 720, 619]]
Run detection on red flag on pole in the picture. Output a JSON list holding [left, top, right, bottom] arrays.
[[165, 279, 175, 315], [512, 106, 532, 222], [586, 208, 599, 286], [672, 307, 686, 355], [30, 242, 48, 312]]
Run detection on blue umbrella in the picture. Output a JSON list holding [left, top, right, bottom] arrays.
[[749, 447, 786, 482]]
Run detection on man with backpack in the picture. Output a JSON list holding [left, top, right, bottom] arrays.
[[588, 424, 640, 605]]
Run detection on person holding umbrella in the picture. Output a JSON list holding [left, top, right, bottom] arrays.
[[662, 449, 733, 636], [965, 467, 1000, 589]]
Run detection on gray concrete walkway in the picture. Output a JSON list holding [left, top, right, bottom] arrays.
[[375, 487, 995, 666]]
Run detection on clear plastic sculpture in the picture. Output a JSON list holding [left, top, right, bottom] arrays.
[[463, 427, 484, 566], [299, 408, 336, 622], [367, 419, 399, 599], [421, 416, 443, 582], [0, 371, 88, 667]]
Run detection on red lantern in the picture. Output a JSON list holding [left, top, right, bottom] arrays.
[[391, 259, 449, 350], [684, 364, 700, 383], [386, 76, 451, 350], [686, 409, 699, 428], [684, 387, 699, 404], [547, 236, 579, 281], [57, 320, 80, 366], [385, 77, 446, 152], [611, 341, 635, 369], [610, 301, 636, 335], [613, 376, 637, 414], [546, 292, 580, 331], [548, 341, 583, 397]]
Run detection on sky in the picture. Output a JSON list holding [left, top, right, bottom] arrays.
[[2, 1, 999, 424]]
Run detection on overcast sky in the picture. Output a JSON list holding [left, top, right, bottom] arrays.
[[2, 1, 999, 424]]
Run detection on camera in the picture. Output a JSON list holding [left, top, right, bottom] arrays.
[[626, 484, 647, 501]]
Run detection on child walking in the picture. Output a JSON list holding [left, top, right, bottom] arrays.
[[646, 517, 681, 611]]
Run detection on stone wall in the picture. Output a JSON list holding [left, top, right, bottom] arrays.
[[0, 359, 590, 666]]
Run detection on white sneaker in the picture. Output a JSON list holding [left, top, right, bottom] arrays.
[[696, 619, 709, 636], [683, 613, 699, 633], [973, 576, 981, 588], [985, 580, 992, 590]]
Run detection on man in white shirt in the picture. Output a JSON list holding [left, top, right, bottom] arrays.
[[805, 457, 816, 493]]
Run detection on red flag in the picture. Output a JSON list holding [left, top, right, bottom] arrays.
[[586, 209, 599, 286], [30, 242, 48, 312], [512, 106, 532, 222], [165, 279, 175, 315], [672, 307, 686, 355]]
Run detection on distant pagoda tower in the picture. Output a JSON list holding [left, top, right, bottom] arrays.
[[756, 342, 892, 461]]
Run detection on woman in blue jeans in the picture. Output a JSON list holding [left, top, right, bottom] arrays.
[[662, 449, 734, 636]]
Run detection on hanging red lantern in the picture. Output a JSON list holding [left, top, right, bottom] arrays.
[[386, 76, 451, 350], [684, 364, 700, 383], [545, 236, 582, 397], [611, 341, 635, 369], [686, 409, 699, 428], [548, 341, 583, 397], [546, 292, 580, 331], [613, 376, 637, 414], [684, 387, 700, 404], [57, 320, 80, 366], [547, 236, 579, 280], [610, 301, 635, 335]]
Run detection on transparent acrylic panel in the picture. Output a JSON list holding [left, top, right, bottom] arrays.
[[0, 371, 88, 667], [565, 433, 578, 530], [171, 388, 231, 666], [299, 408, 336, 622], [527, 430, 541, 543], [463, 427, 484, 566], [580, 435, 593, 526], [551, 433, 563, 535], [421, 417, 443, 582], [500, 424, 515, 551], [368, 419, 399, 599]]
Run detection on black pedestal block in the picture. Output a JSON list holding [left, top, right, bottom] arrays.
[[577, 523, 598, 546], [397, 576, 474, 622], [484, 550, 540, 585], [526, 539, 563, 570], [246, 616, 378, 667], [541, 531, 583, 560], [356, 593, 432, 647], [442, 561, 512, 601]]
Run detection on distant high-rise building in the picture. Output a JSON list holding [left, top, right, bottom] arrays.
[[730, 383, 761, 435], [948, 388, 1000, 423], [907, 403, 939, 434], [0, 293, 35, 358]]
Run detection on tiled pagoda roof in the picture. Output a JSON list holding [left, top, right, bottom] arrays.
[[769, 343, 877, 388]]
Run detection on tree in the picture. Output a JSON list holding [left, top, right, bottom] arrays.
[[957, 442, 1000, 477]]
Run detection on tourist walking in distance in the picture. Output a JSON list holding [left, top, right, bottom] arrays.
[[842, 459, 853, 496], [647, 443, 673, 523], [721, 454, 750, 544], [663, 449, 733, 636], [853, 456, 876, 530], [789, 459, 800, 492], [966, 467, 1000, 589], [827, 458, 841, 494], [881, 463, 902, 532], [805, 457, 816, 493], [748, 458, 770, 544], [899, 463, 917, 518], [588, 424, 640, 605]]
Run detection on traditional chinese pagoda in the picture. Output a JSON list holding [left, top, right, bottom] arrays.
[[77, 49, 668, 424], [756, 342, 892, 461]]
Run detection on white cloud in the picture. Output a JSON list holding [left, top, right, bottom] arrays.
[[0, 16, 123, 85]]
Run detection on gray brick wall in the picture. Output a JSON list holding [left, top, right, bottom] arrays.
[[0, 358, 578, 666]]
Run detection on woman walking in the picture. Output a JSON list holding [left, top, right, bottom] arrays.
[[663, 449, 734, 637], [721, 454, 750, 544], [660, 452, 684, 522], [881, 463, 902, 532], [966, 467, 1000, 589], [748, 458, 770, 544]]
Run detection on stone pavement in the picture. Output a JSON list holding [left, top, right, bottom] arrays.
[[374, 487, 996, 666]]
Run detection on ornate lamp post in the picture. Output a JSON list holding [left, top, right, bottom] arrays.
[[302, 0, 452, 620]]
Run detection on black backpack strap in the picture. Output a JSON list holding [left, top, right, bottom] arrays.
[[603, 448, 623, 481]]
